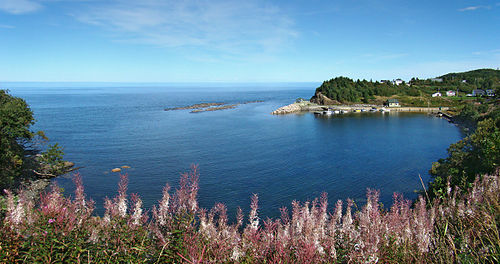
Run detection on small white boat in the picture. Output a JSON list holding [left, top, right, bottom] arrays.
[[379, 108, 391, 112], [334, 110, 340, 114], [340, 110, 349, 114], [323, 110, 333, 115]]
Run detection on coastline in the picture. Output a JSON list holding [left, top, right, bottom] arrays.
[[271, 102, 450, 115]]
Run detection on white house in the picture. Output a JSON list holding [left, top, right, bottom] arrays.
[[385, 99, 400, 107], [432, 92, 442, 97], [446, 90, 456, 96], [393, 79, 404, 85]]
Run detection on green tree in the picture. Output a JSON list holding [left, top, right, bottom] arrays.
[[0, 90, 63, 189], [0, 90, 36, 188]]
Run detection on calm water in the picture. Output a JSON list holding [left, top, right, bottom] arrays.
[[8, 84, 462, 219]]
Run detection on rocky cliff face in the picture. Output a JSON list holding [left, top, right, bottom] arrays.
[[309, 91, 338, 105]]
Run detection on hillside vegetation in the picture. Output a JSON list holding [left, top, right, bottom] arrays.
[[311, 68, 499, 106]]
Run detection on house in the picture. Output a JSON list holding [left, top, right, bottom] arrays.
[[393, 79, 404, 85], [385, 99, 400, 107], [462, 80, 467, 83], [432, 92, 442, 97], [486, 89, 496, 97], [380, 80, 391, 84], [446, 90, 456, 97], [472, 89, 486, 97]]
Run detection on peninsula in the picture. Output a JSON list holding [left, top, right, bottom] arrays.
[[272, 68, 499, 115]]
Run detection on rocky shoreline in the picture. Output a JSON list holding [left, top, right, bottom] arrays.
[[12, 161, 78, 202]]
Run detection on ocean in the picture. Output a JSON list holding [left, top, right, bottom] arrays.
[[8, 83, 462, 219]]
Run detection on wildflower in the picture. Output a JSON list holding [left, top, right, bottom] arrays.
[[130, 193, 143, 226], [117, 196, 127, 217], [117, 174, 128, 217], [4, 189, 27, 228], [157, 184, 171, 226], [248, 194, 259, 230], [48, 218, 55, 224], [231, 247, 243, 261]]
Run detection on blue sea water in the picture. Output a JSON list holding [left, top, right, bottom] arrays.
[[8, 84, 462, 219]]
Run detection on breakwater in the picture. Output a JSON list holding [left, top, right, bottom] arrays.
[[272, 102, 449, 115]]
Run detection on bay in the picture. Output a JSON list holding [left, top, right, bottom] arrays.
[[8, 84, 462, 219]]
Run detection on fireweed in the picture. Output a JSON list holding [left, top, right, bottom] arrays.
[[1, 166, 498, 263]]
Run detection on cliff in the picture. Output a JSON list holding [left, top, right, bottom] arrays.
[[309, 91, 338, 105]]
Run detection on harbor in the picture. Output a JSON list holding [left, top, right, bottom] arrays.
[[271, 101, 450, 115]]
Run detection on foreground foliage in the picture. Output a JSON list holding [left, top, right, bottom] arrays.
[[1, 165, 498, 263]]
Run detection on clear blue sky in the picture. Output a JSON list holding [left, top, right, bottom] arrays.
[[0, 0, 499, 82]]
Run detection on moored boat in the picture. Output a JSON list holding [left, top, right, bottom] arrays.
[[379, 107, 390, 112]]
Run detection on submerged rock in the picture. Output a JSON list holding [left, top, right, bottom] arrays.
[[111, 168, 122, 172]]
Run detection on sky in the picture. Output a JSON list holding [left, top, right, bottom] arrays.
[[0, 0, 499, 82]]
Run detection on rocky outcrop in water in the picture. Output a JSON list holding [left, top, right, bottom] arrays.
[[165, 101, 264, 113], [191, 104, 238, 113], [164, 103, 225, 111]]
